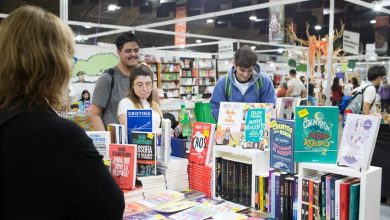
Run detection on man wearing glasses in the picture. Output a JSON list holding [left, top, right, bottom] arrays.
[[90, 32, 140, 131], [210, 45, 276, 120]]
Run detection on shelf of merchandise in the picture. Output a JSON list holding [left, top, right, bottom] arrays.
[[212, 145, 270, 208], [160, 62, 181, 99], [146, 62, 160, 88], [198, 59, 216, 94], [180, 58, 198, 100], [297, 163, 382, 220]]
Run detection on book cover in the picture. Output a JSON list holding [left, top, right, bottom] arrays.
[[137, 190, 185, 209], [160, 118, 171, 163], [122, 202, 149, 217], [294, 106, 339, 163], [245, 103, 274, 150], [337, 114, 381, 171], [130, 132, 157, 176], [188, 122, 216, 165], [168, 205, 217, 220], [215, 102, 244, 147], [86, 131, 111, 159], [243, 108, 266, 149], [270, 119, 295, 173], [127, 109, 153, 143], [107, 124, 126, 144], [276, 97, 295, 119], [108, 143, 137, 190]]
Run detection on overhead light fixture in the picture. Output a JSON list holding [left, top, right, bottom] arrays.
[[75, 35, 84, 41], [373, 1, 382, 11], [206, 19, 214, 24], [370, 19, 376, 24], [84, 25, 91, 29], [314, 25, 322, 30], [249, 16, 257, 21], [224, 61, 229, 65], [195, 39, 202, 43], [251, 46, 256, 50], [108, 4, 120, 11], [277, 48, 284, 53], [382, 61, 386, 65], [254, 18, 265, 22], [180, 44, 186, 48]]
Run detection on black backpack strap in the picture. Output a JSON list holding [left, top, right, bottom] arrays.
[[360, 85, 376, 112], [102, 68, 115, 113]]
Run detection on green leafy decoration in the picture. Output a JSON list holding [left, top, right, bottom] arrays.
[[296, 64, 307, 72], [72, 53, 119, 77], [288, 59, 297, 67]]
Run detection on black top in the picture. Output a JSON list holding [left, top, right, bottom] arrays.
[[1, 103, 124, 220], [308, 83, 315, 96]]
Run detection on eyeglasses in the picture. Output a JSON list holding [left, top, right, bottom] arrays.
[[135, 81, 152, 89]]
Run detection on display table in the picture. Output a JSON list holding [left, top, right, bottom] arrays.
[[371, 124, 390, 198]]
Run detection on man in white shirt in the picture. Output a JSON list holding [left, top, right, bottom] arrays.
[[286, 69, 307, 98], [360, 65, 387, 115]]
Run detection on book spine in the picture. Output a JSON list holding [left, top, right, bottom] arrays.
[[239, 161, 245, 205], [326, 175, 332, 220], [271, 172, 277, 218], [215, 157, 222, 198], [260, 175, 264, 212], [264, 176, 269, 212], [335, 180, 341, 220], [320, 175, 327, 220], [292, 175, 298, 220], [245, 163, 252, 207], [275, 173, 281, 219], [302, 177, 309, 220], [232, 161, 238, 203], [348, 183, 360, 220], [308, 179, 313, 220], [279, 173, 286, 220], [339, 183, 350, 220], [221, 158, 226, 199], [313, 180, 321, 220]]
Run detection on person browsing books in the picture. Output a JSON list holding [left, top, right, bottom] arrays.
[[0, 5, 124, 219], [286, 69, 307, 98], [118, 63, 163, 133], [210, 45, 276, 120]]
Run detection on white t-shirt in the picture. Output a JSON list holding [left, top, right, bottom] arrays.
[[361, 83, 377, 113], [287, 78, 306, 97], [117, 98, 161, 133]]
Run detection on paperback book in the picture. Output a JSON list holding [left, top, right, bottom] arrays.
[[188, 122, 216, 165], [159, 118, 172, 163], [270, 119, 295, 173], [294, 106, 338, 163], [275, 97, 294, 120], [86, 131, 110, 159], [337, 113, 381, 171], [109, 144, 137, 190], [243, 108, 266, 149], [107, 124, 126, 144], [215, 102, 243, 147], [130, 131, 157, 176], [127, 109, 152, 143]]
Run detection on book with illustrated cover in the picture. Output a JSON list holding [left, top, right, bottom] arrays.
[[245, 103, 273, 150], [108, 144, 137, 190], [337, 114, 381, 171], [168, 205, 217, 220], [294, 106, 338, 163], [275, 97, 295, 119], [243, 108, 266, 149], [188, 122, 216, 165], [137, 190, 185, 209], [130, 132, 157, 176], [122, 202, 149, 217], [270, 119, 295, 173], [127, 109, 152, 143], [215, 102, 243, 147], [86, 131, 110, 159]]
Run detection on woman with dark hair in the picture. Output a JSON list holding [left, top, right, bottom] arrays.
[[118, 63, 162, 132], [0, 5, 124, 219], [79, 89, 91, 103], [331, 76, 343, 106], [351, 77, 360, 89]]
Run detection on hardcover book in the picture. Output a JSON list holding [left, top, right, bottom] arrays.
[[294, 106, 339, 163], [108, 143, 137, 190], [130, 131, 157, 176], [337, 114, 381, 171], [86, 131, 111, 159], [215, 102, 244, 147], [270, 119, 295, 173], [107, 123, 126, 144], [127, 109, 153, 143], [188, 122, 216, 165], [243, 108, 266, 149], [275, 97, 295, 120]]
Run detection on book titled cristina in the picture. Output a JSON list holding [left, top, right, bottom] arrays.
[[294, 106, 338, 163]]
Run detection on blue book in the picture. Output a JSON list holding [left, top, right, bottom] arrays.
[[244, 108, 266, 149], [270, 119, 295, 173], [294, 106, 339, 163], [127, 109, 152, 143]]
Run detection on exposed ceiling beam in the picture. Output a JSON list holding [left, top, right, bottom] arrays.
[[143, 41, 220, 50], [344, 0, 390, 14]]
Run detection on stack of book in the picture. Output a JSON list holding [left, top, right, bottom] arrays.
[[123, 187, 144, 203], [188, 163, 212, 198], [158, 156, 189, 191], [137, 175, 166, 198]]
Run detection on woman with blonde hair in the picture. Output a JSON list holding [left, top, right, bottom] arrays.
[[118, 63, 162, 132], [0, 6, 124, 219]]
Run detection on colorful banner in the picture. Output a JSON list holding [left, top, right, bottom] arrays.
[[269, 0, 284, 43], [175, 5, 186, 46]]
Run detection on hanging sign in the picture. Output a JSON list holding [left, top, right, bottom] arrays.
[[343, 30, 360, 55], [218, 41, 233, 59]]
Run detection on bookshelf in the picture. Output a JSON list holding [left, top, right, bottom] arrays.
[[212, 145, 270, 207], [180, 58, 198, 100], [146, 62, 159, 88], [160, 62, 181, 98], [297, 163, 382, 220], [198, 59, 216, 95]]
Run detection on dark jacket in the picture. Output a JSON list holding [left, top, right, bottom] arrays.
[[1, 103, 124, 220]]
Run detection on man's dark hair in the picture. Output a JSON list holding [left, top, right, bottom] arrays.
[[367, 65, 387, 81], [289, 69, 297, 76], [234, 45, 258, 68], [115, 32, 140, 51]]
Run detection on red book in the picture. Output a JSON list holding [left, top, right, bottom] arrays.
[[188, 122, 216, 165], [109, 144, 137, 190], [308, 179, 313, 220], [339, 178, 359, 220]]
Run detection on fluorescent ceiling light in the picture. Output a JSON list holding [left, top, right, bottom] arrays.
[[206, 19, 214, 23], [180, 44, 186, 48], [75, 35, 84, 41], [84, 25, 91, 29], [373, 1, 383, 11], [108, 4, 120, 11], [249, 16, 257, 21], [370, 19, 376, 24], [314, 25, 322, 30], [277, 48, 284, 53], [196, 39, 202, 43], [251, 46, 256, 50]]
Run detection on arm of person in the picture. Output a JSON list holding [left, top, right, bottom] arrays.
[[210, 76, 227, 121], [259, 75, 277, 104], [301, 88, 308, 98], [286, 85, 293, 97], [90, 104, 106, 131]]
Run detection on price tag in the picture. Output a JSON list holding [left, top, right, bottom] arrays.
[[298, 108, 309, 118], [270, 120, 277, 128], [147, 133, 154, 139], [203, 130, 210, 137]]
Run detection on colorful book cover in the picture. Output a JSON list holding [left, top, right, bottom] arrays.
[[153, 200, 197, 213], [243, 108, 266, 149], [270, 119, 295, 173], [337, 114, 381, 171], [216, 102, 244, 147], [188, 122, 216, 165], [137, 190, 185, 208], [294, 106, 339, 163], [130, 132, 157, 176], [108, 143, 137, 190], [123, 202, 149, 217], [127, 109, 153, 142], [169, 205, 217, 220], [276, 97, 295, 119], [86, 131, 110, 159]]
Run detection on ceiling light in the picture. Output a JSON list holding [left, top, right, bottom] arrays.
[[196, 39, 202, 43], [180, 44, 186, 48], [277, 48, 284, 53], [206, 19, 214, 24], [251, 46, 256, 50], [224, 61, 229, 65], [314, 25, 321, 30], [75, 35, 84, 41], [373, 1, 382, 11], [254, 18, 265, 22], [108, 4, 120, 11], [382, 61, 386, 65], [84, 25, 91, 29], [249, 16, 257, 21], [370, 19, 376, 24], [269, 62, 275, 67]]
